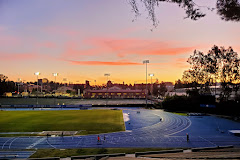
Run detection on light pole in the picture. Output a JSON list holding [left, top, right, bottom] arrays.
[[53, 73, 59, 105], [63, 78, 67, 86], [94, 80, 96, 89], [104, 73, 110, 106], [149, 73, 154, 104], [34, 72, 40, 105], [143, 60, 149, 108], [17, 78, 21, 95]]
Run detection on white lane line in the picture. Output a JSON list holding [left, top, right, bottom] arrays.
[[166, 116, 192, 136], [9, 137, 20, 149], [1, 138, 14, 149], [26, 137, 46, 149], [199, 136, 217, 146], [46, 139, 57, 149]]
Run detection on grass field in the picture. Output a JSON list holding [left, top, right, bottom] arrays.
[[0, 110, 125, 134]]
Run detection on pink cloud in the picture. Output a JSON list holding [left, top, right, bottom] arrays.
[[83, 37, 197, 57], [69, 60, 142, 66], [61, 37, 201, 62]]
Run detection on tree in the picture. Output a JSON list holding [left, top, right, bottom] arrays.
[[159, 81, 168, 98], [129, 0, 240, 27], [174, 79, 184, 89], [152, 82, 159, 96], [182, 45, 240, 101], [0, 74, 16, 96], [182, 50, 210, 93]]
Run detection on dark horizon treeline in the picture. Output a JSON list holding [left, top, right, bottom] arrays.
[[175, 45, 240, 102], [161, 45, 240, 116]]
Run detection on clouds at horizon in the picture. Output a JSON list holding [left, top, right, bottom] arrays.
[[0, 0, 240, 83]]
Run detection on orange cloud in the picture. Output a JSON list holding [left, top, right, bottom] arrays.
[[83, 37, 197, 57], [69, 60, 142, 66]]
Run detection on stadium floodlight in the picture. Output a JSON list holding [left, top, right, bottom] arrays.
[[149, 73, 154, 77], [52, 73, 59, 77], [143, 60, 149, 64], [34, 72, 40, 76]]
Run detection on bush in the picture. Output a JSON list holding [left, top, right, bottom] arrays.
[[162, 95, 200, 112]]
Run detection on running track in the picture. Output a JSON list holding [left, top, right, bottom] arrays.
[[1, 109, 240, 150]]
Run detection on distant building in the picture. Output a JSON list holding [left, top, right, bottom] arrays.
[[21, 92, 29, 97], [84, 86, 146, 99], [42, 78, 49, 84], [165, 82, 174, 92], [54, 86, 75, 96], [3, 92, 12, 97], [85, 80, 90, 89]]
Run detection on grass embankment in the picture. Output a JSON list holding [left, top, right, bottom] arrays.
[[0, 110, 125, 135], [170, 112, 188, 116], [30, 148, 177, 158]]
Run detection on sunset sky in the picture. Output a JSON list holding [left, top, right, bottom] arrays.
[[0, 0, 240, 85]]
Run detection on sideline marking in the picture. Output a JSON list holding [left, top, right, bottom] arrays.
[[2, 138, 14, 149], [26, 137, 46, 149], [199, 136, 217, 146]]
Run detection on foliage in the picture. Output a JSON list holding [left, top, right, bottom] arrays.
[[159, 81, 168, 97], [162, 95, 198, 111], [151, 81, 167, 97], [174, 79, 184, 89], [66, 90, 71, 94], [152, 83, 159, 96], [0, 74, 16, 96], [182, 45, 240, 101], [217, 0, 240, 21], [129, 0, 240, 27]]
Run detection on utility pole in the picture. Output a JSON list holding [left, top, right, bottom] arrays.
[[143, 60, 149, 108]]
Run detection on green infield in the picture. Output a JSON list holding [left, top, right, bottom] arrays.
[[0, 110, 125, 134]]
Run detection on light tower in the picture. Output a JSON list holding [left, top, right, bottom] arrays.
[[34, 72, 40, 105], [143, 60, 149, 108], [104, 73, 110, 106]]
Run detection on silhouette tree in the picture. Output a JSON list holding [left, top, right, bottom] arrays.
[[159, 81, 168, 98], [174, 79, 184, 89], [0, 74, 16, 96], [129, 0, 240, 27], [182, 45, 240, 101]]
